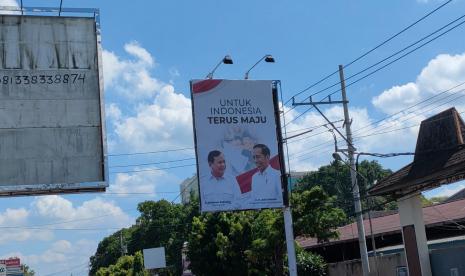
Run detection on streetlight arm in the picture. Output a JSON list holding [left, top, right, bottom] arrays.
[[244, 56, 266, 79], [206, 59, 224, 79]]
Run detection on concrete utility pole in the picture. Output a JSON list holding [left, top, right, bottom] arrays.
[[292, 65, 371, 276], [338, 65, 370, 276]]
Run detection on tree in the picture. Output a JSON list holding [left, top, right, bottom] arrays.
[[90, 228, 134, 275], [295, 160, 393, 217], [296, 247, 327, 276], [428, 196, 447, 205], [187, 187, 344, 275], [187, 211, 254, 276], [95, 252, 149, 276], [90, 199, 199, 275], [291, 186, 346, 242], [22, 264, 35, 276]]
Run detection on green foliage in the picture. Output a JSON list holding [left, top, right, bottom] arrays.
[[22, 264, 35, 276], [429, 196, 447, 204], [187, 188, 342, 275], [296, 247, 327, 276], [90, 199, 199, 275], [187, 211, 255, 275], [90, 228, 132, 275], [291, 186, 346, 242], [295, 160, 393, 216], [95, 252, 149, 276]]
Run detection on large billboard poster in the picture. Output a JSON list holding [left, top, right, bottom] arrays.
[[0, 15, 107, 196], [191, 79, 284, 212]]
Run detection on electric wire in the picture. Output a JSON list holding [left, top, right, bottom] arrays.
[[42, 261, 89, 276], [355, 94, 465, 140], [108, 147, 194, 157], [109, 163, 196, 174], [283, 0, 452, 106], [352, 81, 465, 136], [325, 15, 465, 99], [286, 12, 465, 126], [109, 157, 195, 168], [288, 82, 465, 161], [304, 12, 465, 100]]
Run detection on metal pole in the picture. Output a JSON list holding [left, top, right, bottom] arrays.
[[273, 82, 297, 276], [284, 207, 297, 276], [339, 65, 370, 276]]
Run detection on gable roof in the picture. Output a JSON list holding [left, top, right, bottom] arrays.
[[369, 108, 465, 198]]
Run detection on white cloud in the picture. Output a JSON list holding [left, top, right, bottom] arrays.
[[106, 103, 123, 122], [372, 52, 465, 115], [113, 85, 193, 152], [32, 195, 133, 229], [6, 238, 97, 275], [110, 169, 180, 197], [0, 208, 28, 225], [284, 106, 373, 171], [424, 182, 465, 198], [0, 0, 20, 14], [103, 41, 165, 100], [0, 208, 53, 244], [372, 83, 421, 114], [103, 43, 194, 153], [124, 42, 154, 66]]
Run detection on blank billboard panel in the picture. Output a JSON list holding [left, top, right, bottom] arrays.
[[0, 15, 107, 196]]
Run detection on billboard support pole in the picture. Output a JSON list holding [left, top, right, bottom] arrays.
[[273, 82, 297, 276], [283, 207, 297, 275]]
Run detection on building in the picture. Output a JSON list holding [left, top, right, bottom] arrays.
[[180, 175, 198, 204], [297, 197, 465, 275]]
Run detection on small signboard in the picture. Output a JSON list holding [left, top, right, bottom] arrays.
[[143, 247, 166, 270]]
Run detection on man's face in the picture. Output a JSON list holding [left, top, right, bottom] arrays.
[[210, 153, 226, 177], [253, 147, 269, 172]]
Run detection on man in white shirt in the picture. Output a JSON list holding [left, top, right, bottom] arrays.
[[201, 150, 244, 211], [251, 144, 283, 204]]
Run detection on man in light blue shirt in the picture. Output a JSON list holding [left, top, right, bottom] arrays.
[[201, 150, 244, 211]]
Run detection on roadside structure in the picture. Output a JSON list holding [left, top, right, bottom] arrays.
[[368, 108, 465, 276]]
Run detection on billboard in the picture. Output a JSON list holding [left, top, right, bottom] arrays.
[[0, 15, 107, 196], [191, 79, 284, 212]]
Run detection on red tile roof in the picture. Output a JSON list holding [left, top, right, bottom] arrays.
[[297, 197, 465, 249]]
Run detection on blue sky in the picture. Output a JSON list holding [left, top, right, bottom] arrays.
[[1, 0, 465, 275]]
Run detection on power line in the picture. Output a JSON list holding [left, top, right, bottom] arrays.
[[326, 15, 465, 99], [352, 81, 465, 136], [355, 94, 465, 140], [108, 147, 194, 157], [306, 12, 465, 100], [284, 0, 452, 105], [287, 82, 465, 161], [109, 157, 195, 168], [42, 262, 90, 276], [109, 163, 196, 174], [288, 12, 465, 124], [285, 119, 343, 134]]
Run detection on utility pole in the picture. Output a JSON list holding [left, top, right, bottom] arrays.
[[120, 231, 127, 257], [339, 65, 370, 276], [291, 65, 370, 276]]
